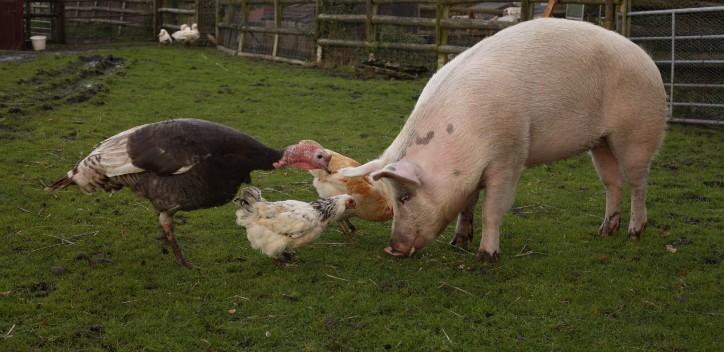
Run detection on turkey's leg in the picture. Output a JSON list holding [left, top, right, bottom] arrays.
[[159, 212, 193, 268]]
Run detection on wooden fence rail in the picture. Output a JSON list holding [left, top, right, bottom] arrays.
[[153, 0, 198, 38], [215, 0, 630, 69], [62, 0, 154, 39]]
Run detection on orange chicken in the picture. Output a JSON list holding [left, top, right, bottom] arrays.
[[299, 140, 393, 236]]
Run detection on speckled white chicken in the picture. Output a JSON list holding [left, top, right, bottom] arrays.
[[234, 187, 356, 261]]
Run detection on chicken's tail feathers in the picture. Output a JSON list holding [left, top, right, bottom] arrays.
[[45, 173, 74, 192]]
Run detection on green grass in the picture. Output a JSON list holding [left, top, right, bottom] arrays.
[[1, 45, 722, 351]]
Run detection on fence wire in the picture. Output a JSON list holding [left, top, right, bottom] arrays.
[[63, 0, 153, 44], [630, 5, 724, 124]]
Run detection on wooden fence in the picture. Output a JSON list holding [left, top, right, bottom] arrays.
[[155, 0, 197, 32], [64, 0, 153, 32], [215, 0, 628, 69], [216, 0, 317, 65]]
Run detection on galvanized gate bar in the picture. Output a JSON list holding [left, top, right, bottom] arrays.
[[629, 6, 724, 125]]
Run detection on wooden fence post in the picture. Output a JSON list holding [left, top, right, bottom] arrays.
[[435, 0, 449, 70], [57, 0, 66, 43], [273, 0, 282, 57], [237, 0, 247, 54], [365, 0, 377, 60], [118, 0, 128, 35], [604, 0, 614, 30], [621, 0, 630, 36], [519, 0, 530, 21], [152, 0, 159, 39], [315, 0, 322, 64], [215, 0, 219, 43]]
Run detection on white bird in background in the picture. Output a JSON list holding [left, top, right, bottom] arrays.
[[234, 187, 356, 262], [187, 23, 201, 45], [171, 24, 191, 43], [158, 29, 172, 45], [171, 23, 200, 46]]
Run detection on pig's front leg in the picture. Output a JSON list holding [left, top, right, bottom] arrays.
[[478, 167, 522, 263], [451, 191, 480, 248]]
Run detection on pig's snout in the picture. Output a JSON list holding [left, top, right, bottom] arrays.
[[384, 240, 416, 257]]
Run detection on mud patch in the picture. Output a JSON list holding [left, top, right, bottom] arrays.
[[1, 55, 125, 118], [0, 52, 37, 63], [357, 59, 428, 80]]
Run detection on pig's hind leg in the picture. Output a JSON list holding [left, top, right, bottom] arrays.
[[591, 141, 623, 238], [478, 165, 523, 263], [618, 145, 657, 240], [609, 128, 663, 240]]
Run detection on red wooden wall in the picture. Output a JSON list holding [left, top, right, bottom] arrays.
[[0, 0, 24, 50]]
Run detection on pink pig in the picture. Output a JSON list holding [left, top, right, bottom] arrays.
[[341, 18, 667, 262]]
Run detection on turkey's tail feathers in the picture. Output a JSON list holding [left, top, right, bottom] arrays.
[[234, 187, 263, 214], [46, 173, 74, 191]]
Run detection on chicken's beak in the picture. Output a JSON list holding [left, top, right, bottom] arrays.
[[322, 154, 332, 174]]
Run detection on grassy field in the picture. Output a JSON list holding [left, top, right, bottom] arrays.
[[0, 45, 722, 351]]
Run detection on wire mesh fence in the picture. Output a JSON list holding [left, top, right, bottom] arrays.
[[217, 0, 316, 64], [629, 5, 724, 125], [63, 0, 153, 43]]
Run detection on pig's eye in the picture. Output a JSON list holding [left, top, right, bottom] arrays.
[[398, 192, 412, 204]]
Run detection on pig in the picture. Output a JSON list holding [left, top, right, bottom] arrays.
[[340, 18, 667, 262]]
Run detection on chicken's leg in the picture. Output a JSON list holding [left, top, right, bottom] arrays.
[[337, 218, 357, 238], [273, 251, 297, 267], [159, 212, 193, 268]]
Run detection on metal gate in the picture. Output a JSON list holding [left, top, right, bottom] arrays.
[[629, 6, 724, 126], [25, 0, 66, 44]]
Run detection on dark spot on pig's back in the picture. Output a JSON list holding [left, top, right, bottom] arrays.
[[453, 170, 461, 177], [447, 124, 454, 134], [386, 166, 397, 171], [415, 131, 434, 145]]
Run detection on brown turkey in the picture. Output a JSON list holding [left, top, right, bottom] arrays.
[[47, 118, 331, 268]]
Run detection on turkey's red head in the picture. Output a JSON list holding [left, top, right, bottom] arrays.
[[274, 142, 331, 172]]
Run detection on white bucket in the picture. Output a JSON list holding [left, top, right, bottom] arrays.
[[30, 36, 47, 51]]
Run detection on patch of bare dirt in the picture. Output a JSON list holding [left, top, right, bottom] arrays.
[[0, 55, 125, 118]]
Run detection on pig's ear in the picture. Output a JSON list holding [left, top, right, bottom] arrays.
[[371, 160, 421, 187], [339, 159, 384, 177]]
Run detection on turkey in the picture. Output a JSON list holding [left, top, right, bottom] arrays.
[[234, 187, 356, 262], [47, 118, 331, 268]]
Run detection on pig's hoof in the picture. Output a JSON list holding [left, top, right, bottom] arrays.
[[597, 212, 621, 238], [628, 222, 646, 241], [450, 235, 470, 248], [477, 251, 500, 263]]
